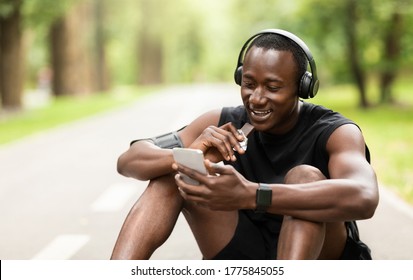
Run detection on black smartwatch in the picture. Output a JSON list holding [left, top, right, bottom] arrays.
[[255, 183, 272, 213]]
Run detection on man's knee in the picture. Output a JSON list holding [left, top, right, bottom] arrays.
[[284, 165, 326, 184], [137, 174, 184, 216], [282, 216, 326, 236], [146, 174, 180, 196]]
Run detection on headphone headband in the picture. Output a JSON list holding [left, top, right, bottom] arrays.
[[234, 29, 319, 99]]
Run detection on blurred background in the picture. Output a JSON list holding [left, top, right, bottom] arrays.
[[1, 0, 413, 259], [1, 0, 412, 107]]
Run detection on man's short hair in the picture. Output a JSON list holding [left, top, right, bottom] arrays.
[[246, 33, 308, 84]]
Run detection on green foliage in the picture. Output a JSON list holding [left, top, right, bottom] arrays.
[[19, 0, 84, 88], [22, 0, 80, 28], [19, 0, 413, 90], [291, 0, 413, 106], [0, 0, 22, 18], [103, 0, 140, 84]]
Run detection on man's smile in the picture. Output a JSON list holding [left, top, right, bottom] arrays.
[[249, 107, 273, 121]]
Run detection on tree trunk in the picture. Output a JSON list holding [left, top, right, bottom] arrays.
[[0, 0, 23, 110], [137, 0, 163, 85], [138, 33, 163, 85], [344, 0, 369, 108], [380, 11, 403, 104], [93, 0, 110, 92], [49, 3, 93, 96]]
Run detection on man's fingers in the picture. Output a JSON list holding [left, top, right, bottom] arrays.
[[209, 131, 236, 161], [175, 173, 209, 205], [209, 127, 246, 160], [205, 159, 232, 175]]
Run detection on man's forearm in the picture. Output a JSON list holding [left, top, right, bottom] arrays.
[[267, 179, 378, 222], [117, 140, 175, 181]]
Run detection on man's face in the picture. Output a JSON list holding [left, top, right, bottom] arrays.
[[240, 46, 301, 135]]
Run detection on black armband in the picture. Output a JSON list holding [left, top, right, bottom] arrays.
[[130, 127, 185, 149], [150, 131, 184, 149]]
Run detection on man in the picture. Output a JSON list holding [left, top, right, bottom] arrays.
[[112, 29, 379, 260]]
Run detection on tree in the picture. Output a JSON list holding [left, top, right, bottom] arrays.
[[378, 1, 405, 104], [137, 25, 163, 85], [92, 0, 110, 92], [0, 0, 82, 109], [296, 0, 411, 108], [49, 0, 113, 96], [133, 0, 221, 84], [344, 0, 369, 107], [135, 0, 164, 85], [1, 0, 110, 109], [0, 0, 23, 110], [49, 2, 94, 96]]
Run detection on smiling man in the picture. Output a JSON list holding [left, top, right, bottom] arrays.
[[112, 29, 379, 260]]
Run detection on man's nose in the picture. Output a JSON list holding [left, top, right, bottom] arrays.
[[249, 87, 266, 104]]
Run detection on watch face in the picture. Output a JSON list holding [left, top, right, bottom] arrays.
[[256, 184, 272, 212], [257, 188, 272, 206]]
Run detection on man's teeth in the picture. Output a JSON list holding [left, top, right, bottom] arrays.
[[252, 109, 271, 116]]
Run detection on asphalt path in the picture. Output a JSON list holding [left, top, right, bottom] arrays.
[[0, 83, 412, 260]]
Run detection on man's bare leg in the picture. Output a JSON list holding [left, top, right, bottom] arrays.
[[110, 172, 238, 260], [181, 200, 239, 259], [111, 174, 183, 259], [277, 165, 347, 260]]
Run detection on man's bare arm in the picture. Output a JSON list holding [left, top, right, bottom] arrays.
[[259, 124, 379, 221], [117, 109, 222, 181]]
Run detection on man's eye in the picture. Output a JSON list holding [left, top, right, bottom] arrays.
[[243, 81, 255, 89], [267, 86, 280, 92]]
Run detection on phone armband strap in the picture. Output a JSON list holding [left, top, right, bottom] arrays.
[[150, 131, 184, 149], [130, 127, 185, 149]]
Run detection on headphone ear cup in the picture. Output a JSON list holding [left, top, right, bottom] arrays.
[[234, 66, 243, 86], [299, 71, 313, 99]]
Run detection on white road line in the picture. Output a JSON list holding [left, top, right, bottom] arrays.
[[31, 234, 90, 260], [90, 183, 139, 212]]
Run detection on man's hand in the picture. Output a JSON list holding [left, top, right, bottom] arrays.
[[189, 123, 246, 163], [173, 159, 255, 211]]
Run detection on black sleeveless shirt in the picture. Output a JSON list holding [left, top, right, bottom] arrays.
[[218, 102, 370, 184]]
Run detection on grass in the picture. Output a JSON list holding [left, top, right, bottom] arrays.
[[1, 82, 412, 204], [312, 82, 413, 205], [0, 86, 156, 145]]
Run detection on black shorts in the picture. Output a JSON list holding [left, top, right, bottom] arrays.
[[211, 210, 372, 260]]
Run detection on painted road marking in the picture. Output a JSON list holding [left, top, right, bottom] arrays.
[[90, 183, 139, 212], [31, 234, 90, 260]]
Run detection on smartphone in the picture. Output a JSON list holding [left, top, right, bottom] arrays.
[[172, 148, 207, 185]]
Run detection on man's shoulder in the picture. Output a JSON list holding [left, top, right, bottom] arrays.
[[302, 102, 350, 124], [302, 101, 333, 115], [221, 105, 246, 114], [300, 102, 359, 146], [219, 105, 248, 127]]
